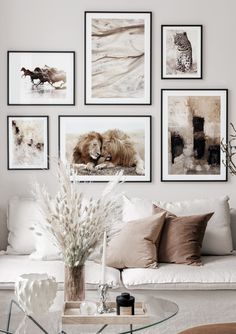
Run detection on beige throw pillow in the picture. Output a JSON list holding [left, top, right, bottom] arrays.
[[106, 212, 166, 269], [153, 205, 213, 265]]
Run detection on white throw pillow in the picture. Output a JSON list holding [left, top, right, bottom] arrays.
[[122, 195, 153, 222], [155, 196, 233, 255], [7, 197, 39, 254], [7, 196, 61, 259], [29, 232, 61, 261]]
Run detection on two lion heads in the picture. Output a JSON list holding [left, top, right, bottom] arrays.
[[72, 129, 145, 175]]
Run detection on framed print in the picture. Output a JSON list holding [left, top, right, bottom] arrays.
[[161, 25, 202, 79], [161, 89, 228, 181], [85, 11, 152, 105], [7, 116, 49, 170], [8, 51, 75, 105], [59, 115, 152, 182]]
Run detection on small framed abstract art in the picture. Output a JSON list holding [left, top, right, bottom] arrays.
[[85, 11, 152, 105], [161, 25, 202, 79], [161, 89, 228, 181], [7, 116, 49, 170], [8, 51, 75, 105], [59, 115, 152, 182]]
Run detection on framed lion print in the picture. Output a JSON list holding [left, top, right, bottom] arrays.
[[85, 11, 152, 105], [161, 25, 202, 79], [8, 51, 75, 105], [59, 116, 152, 182], [7, 116, 49, 170], [161, 89, 228, 181]]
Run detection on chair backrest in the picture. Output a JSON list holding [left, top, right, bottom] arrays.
[[231, 208, 236, 250]]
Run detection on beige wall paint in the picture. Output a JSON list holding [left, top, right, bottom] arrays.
[[0, 0, 235, 249]]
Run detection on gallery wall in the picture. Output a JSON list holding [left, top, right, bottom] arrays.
[[0, 0, 236, 249]]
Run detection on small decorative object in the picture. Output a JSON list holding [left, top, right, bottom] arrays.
[[80, 301, 97, 315], [221, 123, 236, 175], [7, 116, 49, 170], [97, 231, 114, 314], [15, 273, 57, 316], [34, 161, 123, 301], [59, 115, 152, 182], [161, 25, 202, 79], [116, 293, 135, 316], [85, 11, 152, 105], [97, 283, 114, 314], [161, 89, 228, 181], [8, 51, 75, 105]]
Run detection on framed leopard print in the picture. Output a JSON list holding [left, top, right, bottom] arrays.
[[161, 25, 202, 79]]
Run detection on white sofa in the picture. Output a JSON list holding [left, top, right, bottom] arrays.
[[0, 208, 236, 334]]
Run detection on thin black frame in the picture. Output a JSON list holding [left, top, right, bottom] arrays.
[[7, 115, 50, 170], [58, 115, 152, 182], [161, 25, 203, 80], [7, 51, 75, 106], [161, 89, 228, 182], [84, 11, 152, 105]]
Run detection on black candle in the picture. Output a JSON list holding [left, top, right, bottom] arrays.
[[116, 292, 135, 315]]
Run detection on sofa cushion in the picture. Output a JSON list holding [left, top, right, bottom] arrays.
[[122, 252, 236, 290], [7, 197, 40, 254], [107, 212, 166, 269], [153, 205, 213, 265], [154, 196, 233, 255], [0, 255, 120, 290]]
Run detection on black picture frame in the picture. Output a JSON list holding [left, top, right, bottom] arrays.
[[161, 88, 228, 182], [58, 115, 152, 182], [85, 11, 152, 105], [161, 25, 203, 79], [7, 115, 49, 170], [7, 51, 75, 106]]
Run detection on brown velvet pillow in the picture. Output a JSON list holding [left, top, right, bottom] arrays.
[[153, 205, 213, 265], [106, 212, 166, 269]]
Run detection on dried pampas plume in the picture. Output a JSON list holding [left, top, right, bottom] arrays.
[[33, 161, 124, 267]]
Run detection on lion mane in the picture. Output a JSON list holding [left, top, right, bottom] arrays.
[[97, 129, 145, 175], [102, 129, 137, 166], [72, 131, 102, 165]]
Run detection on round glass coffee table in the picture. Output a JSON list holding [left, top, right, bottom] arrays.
[[1, 296, 178, 334], [62, 295, 178, 334]]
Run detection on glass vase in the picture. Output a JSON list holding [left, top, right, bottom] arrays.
[[64, 264, 85, 301]]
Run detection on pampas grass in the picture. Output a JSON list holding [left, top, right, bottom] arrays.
[[33, 161, 123, 267]]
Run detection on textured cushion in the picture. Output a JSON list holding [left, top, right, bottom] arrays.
[[154, 196, 233, 255], [154, 205, 213, 265], [106, 212, 166, 269], [122, 252, 236, 290]]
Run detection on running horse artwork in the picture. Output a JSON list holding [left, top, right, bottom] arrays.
[[21, 65, 67, 89]]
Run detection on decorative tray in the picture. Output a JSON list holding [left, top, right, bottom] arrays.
[[62, 301, 149, 325]]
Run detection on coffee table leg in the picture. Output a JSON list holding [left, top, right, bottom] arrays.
[[96, 324, 108, 333]]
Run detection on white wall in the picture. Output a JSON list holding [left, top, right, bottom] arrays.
[[0, 0, 235, 249]]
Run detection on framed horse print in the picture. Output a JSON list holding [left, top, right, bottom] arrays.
[[161, 25, 202, 79], [161, 89, 228, 181], [59, 115, 152, 182], [8, 51, 75, 105], [85, 11, 152, 105]]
